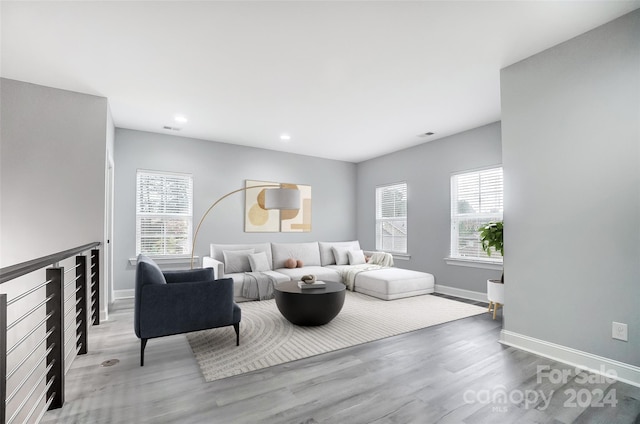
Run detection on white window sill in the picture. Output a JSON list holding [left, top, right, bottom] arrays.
[[364, 251, 411, 261], [391, 253, 411, 261], [128, 256, 199, 267], [445, 257, 503, 271]]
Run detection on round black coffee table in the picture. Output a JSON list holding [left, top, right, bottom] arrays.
[[274, 280, 346, 326]]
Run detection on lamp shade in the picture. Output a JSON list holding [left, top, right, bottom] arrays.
[[264, 188, 300, 210]]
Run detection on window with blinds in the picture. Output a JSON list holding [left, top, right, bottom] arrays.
[[450, 167, 503, 261], [375, 182, 408, 254], [136, 170, 193, 256]]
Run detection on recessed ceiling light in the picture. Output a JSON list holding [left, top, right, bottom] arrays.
[[174, 115, 188, 123], [280, 134, 291, 141], [418, 132, 435, 138]]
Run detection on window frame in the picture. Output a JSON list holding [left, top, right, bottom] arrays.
[[449, 166, 503, 265], [375, 181, 408, 255], [135, 169, 194, 258]]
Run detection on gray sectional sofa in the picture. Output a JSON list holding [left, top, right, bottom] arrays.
[[202, 241, 434, 301]]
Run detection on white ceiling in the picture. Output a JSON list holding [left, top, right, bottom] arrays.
[[2, 1, 639, 163]]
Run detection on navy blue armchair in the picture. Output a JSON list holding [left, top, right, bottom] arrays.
[[134, 255, 241, 366]]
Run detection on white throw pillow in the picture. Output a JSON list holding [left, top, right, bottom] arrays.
[[332, 246, 352, 265], [223, 249, 255, 273], [348, 250, 366, 265], [248, 251, 271, 272]]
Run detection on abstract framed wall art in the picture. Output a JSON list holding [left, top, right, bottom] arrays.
[[244, 180, 312, 232], [280, 183, 311, 232], [244, 180, 281, 232]]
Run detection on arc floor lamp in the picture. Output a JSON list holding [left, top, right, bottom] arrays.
[[190, 184, 300, 268]]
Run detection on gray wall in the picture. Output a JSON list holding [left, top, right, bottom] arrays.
[[0, 78, 110, 421], [114, 128, 357, 292], [356, 122, 503, 293], [0, 78, 108, 265], [501, 11, 639, 365]]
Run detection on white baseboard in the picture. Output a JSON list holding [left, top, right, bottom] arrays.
[[500, 330, 640, 388], [435, 284, 487, 303], [114, 289, 134, 300]]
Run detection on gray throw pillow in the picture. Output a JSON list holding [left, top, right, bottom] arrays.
[[332, 246, 352, 265], [223, 249, 255, 273], [248, 251, 271, 272]]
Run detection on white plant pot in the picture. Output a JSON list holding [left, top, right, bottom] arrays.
[[487, 279, 504, 319], [487, 279, 504, 304]]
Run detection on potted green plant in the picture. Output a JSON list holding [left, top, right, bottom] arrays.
[[479, 220, 504, 282], [479, 221, 504, 319]]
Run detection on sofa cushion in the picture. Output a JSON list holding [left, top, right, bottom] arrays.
[[274, 266, 342, 284], [223, 249, 254, 273], [248, 251, 271, 272], [211, 243, 273, 267], [324, 264, 354, 273], [319, 241, 361, 265], [271, 242, 321, 269], [355, 268, 435, 300], [226, 270, 290, 298]]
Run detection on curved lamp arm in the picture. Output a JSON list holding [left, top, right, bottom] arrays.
[[190, 184, 299, 269]]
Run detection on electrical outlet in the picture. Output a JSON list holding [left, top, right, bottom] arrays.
[[612, 322, 628, 342]]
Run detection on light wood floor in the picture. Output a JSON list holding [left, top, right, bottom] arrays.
[[42, 295, 640, 424]]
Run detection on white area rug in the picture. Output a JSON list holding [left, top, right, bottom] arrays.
[[186, 292, 486, 382]]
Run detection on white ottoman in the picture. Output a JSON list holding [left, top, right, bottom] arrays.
[[355, 268, 435, 300]]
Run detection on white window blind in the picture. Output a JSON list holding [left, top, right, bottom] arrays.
[[450, 167, 503, 261], [136, 170, 193, 256], [376, 182, 408, 254]]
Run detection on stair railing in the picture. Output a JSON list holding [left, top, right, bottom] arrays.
[[0, 242, 101, 424]]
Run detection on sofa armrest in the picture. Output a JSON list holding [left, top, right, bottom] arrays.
[[137, 278, 237, 339], [163, 267, 215, 283], [202, 256, 224, 279]]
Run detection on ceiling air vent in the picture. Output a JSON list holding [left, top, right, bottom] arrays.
[[163, 126, 181, 131]]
